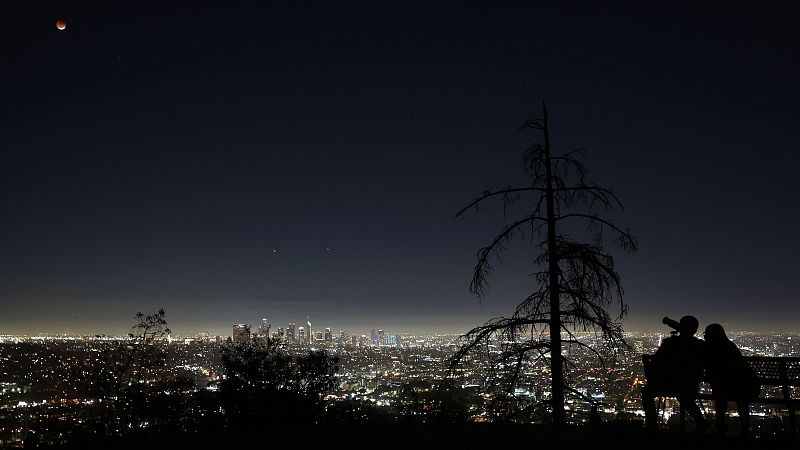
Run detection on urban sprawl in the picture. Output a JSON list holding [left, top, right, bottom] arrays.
[[0, 319, 797, 445]]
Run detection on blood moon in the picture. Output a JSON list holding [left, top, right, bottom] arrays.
[[56, 20, 67, 31]]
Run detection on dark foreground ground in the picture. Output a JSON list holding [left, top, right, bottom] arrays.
[[51, 422, 796, 450]]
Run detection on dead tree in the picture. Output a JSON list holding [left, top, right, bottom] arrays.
[[451, 102, 637, 425]]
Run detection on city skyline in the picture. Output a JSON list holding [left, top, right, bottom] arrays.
[[0, 326, 796, 445], [1, 307, 798, 338], [4, 3, 800, 447]]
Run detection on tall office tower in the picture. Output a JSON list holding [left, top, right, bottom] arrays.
[[298, 326, 306, 344], [273, 327, 285, 342], [233, 324, 250, 344], [287, 322, 296, 342], [306, 317, 313, 344], [324, 327, 332, 342], [370, 329, 378, 346], [378, 329, 385, 346], [258, 318, 270, 337]]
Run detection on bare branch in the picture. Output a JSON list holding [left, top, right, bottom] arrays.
[[470, 214, 548, 296], [456, 186, 545, 218], [519, 119, 544, 130]]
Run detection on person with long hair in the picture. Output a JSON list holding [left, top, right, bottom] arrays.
[[703, 323, 760, 436]]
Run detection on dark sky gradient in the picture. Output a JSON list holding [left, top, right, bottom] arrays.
[[2, 2, 799, 336]]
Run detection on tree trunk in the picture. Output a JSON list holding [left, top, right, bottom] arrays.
[[542, 102, 565, 425]]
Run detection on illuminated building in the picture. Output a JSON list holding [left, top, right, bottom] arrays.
[[258, 318, 270, 337], [232, 324, 250, 344]]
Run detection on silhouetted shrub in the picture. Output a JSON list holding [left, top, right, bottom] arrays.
[[219, 337, 339, 426]]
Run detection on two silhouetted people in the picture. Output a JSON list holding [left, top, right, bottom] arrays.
[[643, 317, 760, 435]]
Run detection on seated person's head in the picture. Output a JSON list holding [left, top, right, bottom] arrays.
[[703, 323, 727, 343], [679, 315, 699, 336]]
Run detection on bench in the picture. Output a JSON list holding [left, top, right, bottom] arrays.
[[642, 355, 800, 438]]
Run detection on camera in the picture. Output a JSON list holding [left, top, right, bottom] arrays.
[[662, 317, 680, 335]]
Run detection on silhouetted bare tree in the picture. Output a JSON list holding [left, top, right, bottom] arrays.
[[93, 309, 171, 398], [85, 309, 186, 433], [450, 102, 637, 425]]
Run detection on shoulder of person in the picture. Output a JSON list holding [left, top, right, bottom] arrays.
[[680, 335, 704, 352]]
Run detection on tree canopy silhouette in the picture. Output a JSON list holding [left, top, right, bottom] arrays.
[[219, 333, 339, 426], [450, 102, 637, 425]]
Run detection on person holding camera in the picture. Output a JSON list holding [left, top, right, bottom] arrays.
[[642, 315, 710, 433]]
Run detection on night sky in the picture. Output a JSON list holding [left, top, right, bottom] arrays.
[[2, 2, 799, 336]]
